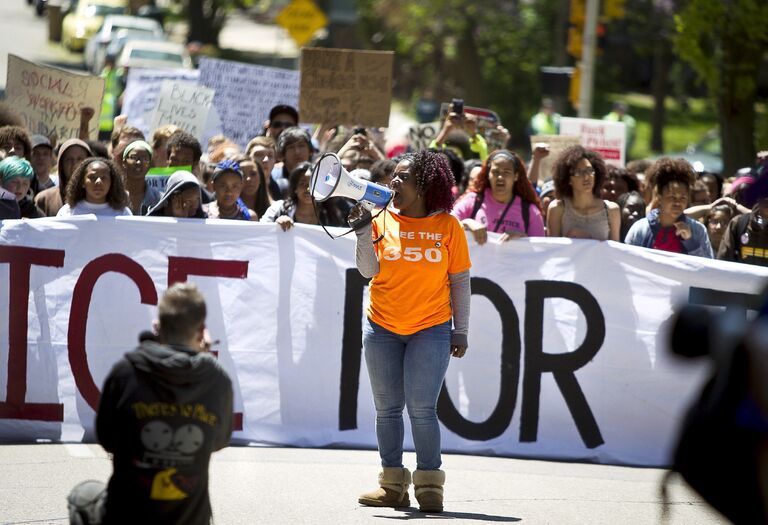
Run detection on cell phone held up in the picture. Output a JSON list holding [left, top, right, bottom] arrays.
[[451, 98, 464, 116]]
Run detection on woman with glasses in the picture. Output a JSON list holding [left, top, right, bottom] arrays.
[[546, 145, 620, 241], [122, 140, 162, 215]]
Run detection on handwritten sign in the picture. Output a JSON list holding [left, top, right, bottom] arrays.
[[408, 121, 440, 151], [4, 55, 104, 141], [149, 81, 214, 140], [299, 47, 394, 127], [122, 68, 201, 138], [198, 57, 300, 148], [530, 135, 582, 181], [559, 117, 627, 167]]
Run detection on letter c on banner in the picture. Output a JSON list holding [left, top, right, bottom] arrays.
[[437, 277, 521, 440], [68, 254, 157, 410]]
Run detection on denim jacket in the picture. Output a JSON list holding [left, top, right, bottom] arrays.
[[625, 208, 714, 258]]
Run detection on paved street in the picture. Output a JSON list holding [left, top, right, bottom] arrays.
[[0, 444, 727, 524]]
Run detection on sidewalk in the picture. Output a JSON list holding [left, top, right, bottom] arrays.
[[0, 444, 726, 524]]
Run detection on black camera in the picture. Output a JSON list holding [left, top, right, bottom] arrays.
[[353, 127, 367, 136], [451, 98, 464, 115]]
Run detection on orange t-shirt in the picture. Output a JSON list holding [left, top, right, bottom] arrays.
[[368, 209, 472, 335]]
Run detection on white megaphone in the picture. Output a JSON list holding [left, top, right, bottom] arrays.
[[310, 152, 393, 210]]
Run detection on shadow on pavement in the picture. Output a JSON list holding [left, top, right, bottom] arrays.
[[373, 509, 522, 522]]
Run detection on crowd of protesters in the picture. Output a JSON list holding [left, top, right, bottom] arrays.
[[0, 99, 766, 267]]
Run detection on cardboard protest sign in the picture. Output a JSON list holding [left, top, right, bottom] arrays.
[[560, 117, 626, 167], [198, 57, 300, 148], [149, 81, 214, 140], [4, 55, 104, 141], [122, 68, 201, 138], [530, 135, 582, 181], [299, 47, 394, 127]]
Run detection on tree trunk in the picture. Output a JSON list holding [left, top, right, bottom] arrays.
[[456, 18, 485, 107], [650, 37, 669, 153], [719, 34, 758, 177], [187, 0, 222, 46]]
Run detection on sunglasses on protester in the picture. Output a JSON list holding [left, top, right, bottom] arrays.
[[270, 120, 295, 129]]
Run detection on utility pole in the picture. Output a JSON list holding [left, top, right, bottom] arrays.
[[577, 0, 599, 117]]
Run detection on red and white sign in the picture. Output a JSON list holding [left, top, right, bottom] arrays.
[[560, 117, 626, 166]]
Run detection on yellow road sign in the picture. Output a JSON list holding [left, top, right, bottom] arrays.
[[275, 0, 329, 47]]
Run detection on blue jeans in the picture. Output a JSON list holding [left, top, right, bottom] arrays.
[[363, 318, 451, 471]]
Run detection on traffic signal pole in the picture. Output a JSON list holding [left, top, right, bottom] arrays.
[[577, 0, 599, 117]]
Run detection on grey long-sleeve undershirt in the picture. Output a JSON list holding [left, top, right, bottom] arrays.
[[354, 223, 471, 347]]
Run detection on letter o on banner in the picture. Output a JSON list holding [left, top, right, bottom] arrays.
[[68, 254, 158, 411], [437, 277, 521, 441]]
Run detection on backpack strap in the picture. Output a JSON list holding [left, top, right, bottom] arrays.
[[522, 200, 530, 234], [470, 191, 485, 220]]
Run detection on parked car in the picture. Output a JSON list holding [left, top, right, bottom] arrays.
[[84, 15, 163, 73], [61, 0, 127, 52], [94, 29, 165, 74], [117, 40, 193, 70], [649, 129, 723, 175]]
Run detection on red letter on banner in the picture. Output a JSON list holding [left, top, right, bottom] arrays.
[[168, 256, 248, 430], [0, 246, 65, 421], [68, 254, 157, 411]]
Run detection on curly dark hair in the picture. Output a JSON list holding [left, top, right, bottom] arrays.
[[369, 159, 396, 185], [401, 150, 456, 213], [474, 150, 542, 211], [0, 103, 24, 128], [0, 125, 32, 159], [704, 203, 737, 227], [616, 190, 645, 211], [285, 161, 343, 226], [277, 126, 313, 157], [649, 157, 696, 194], [65, 157, 128, 210], [552, 145, 606, 199], [166, 131, 202, 165], [605, 165, 640, 194]]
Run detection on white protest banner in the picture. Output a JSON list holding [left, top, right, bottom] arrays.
[[408, 121, 440, 151], [198, 57, 300, 148], [149, 80, 214, 140], [4, 55, 104, 141], [530, 135, 582, 181], [1, 218, 766, 467], [560, 117, 626, 166], [122, 68, 200, 138]]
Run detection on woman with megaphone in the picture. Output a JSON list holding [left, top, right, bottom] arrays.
[[350, 150, 471, 513]]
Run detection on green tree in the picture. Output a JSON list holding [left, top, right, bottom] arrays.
[[674, 0, 768, 175], [356, 0, 561, 143], [186, 0, 253, 46]]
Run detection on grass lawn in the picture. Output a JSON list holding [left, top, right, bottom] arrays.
[[604, 93, 718, 160]]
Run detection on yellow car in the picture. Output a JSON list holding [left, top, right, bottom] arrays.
[[62, 0, 128, 52]]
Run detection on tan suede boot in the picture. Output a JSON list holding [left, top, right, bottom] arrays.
[[413, 469, 445, 512], [358, 467, 411, 508]]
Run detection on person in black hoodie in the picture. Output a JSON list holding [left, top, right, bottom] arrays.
[[69, 283, 232, 525], [717, 159, 768, 267]]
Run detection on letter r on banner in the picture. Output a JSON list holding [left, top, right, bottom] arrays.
[[521, 280, 605, 449]]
